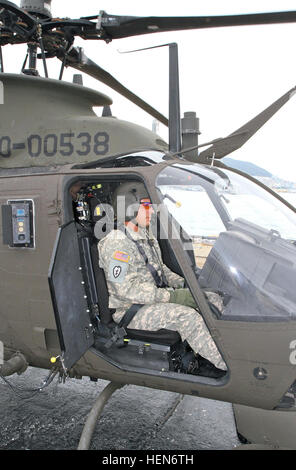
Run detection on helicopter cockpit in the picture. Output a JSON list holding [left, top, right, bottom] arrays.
[[60, 152, 296, 382], [156, 164, 296, 322]]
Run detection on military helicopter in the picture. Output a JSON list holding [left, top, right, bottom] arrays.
[[1, 0, 296, 450]]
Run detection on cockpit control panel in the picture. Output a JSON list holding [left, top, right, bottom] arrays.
[[1, 199, 35, 248]]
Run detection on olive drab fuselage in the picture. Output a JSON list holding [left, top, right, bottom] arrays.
[[0, 74, 168, 169], [1, 157, 296, 412]]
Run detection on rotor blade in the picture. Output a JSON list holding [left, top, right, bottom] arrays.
[[197, 85, 296, 163], [1, 6, 296, 44], [79, 11, 296, 41], [61, 47, 168, 127], [171, 131, 248, 157]]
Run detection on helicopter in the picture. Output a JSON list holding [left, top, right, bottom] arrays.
[[1, 0, 296, 451]]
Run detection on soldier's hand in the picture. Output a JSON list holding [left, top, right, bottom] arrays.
[[169, 288, 197, 309]]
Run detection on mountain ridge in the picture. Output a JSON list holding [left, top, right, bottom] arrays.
[[222, 157, 296, 190], [222, 157, 272, 177]]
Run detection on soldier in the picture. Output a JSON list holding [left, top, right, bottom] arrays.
[[98, 181, 227, 378]]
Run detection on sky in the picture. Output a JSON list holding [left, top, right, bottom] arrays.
[[4, 1, 296, 181]]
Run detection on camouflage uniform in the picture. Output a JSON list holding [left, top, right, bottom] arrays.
[[98, 224, 226, 370]]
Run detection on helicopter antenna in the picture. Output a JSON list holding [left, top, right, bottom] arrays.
[[210, 152, 216, 167], [118, 42, 181, 153]]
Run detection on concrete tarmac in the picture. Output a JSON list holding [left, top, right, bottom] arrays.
[[0, 366, 240, 450]]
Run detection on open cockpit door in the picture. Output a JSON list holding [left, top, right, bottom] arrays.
[[48, 221, 94, 371]]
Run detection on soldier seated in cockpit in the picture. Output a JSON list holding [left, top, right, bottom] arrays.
[[97, 181, 227, 378]]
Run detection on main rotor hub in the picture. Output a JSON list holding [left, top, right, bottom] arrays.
[[20, 0, 52, 19]]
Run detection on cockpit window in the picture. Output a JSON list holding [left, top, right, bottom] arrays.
[[156, 163, 296, 322], [159, 184, 225, 236], [158, 180, 225, 269], [215, 170, 296, 241], [156, 164, 296, 242]]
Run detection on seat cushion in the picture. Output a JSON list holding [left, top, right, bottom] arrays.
[[126, 327, 181, 346]]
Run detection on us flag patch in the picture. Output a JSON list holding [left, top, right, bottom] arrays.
[[112, 251, 130, 263]]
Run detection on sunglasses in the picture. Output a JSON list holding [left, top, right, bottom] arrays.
[[140, 200, 153, 208]]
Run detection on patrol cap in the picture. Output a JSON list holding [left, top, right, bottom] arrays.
[[112, 181, 150, 222]]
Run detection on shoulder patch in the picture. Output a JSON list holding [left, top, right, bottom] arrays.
[[112, 250, 130, 263], [108, 259, 129, 284]]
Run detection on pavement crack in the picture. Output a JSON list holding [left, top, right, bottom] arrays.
[[156, 394, 184, 430], [138, 393, 184, 449]]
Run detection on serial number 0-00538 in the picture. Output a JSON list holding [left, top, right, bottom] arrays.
[[0, 132, 110, 158]]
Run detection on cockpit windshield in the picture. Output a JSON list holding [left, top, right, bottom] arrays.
[[215, 169, 296, 240], [156, 163, 296, 242], [156, 164, 296, 323]]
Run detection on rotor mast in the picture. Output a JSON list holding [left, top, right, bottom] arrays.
[[20, 1, 52, 76]]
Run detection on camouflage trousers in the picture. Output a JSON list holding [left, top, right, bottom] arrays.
[[113, 302, 227, 371]]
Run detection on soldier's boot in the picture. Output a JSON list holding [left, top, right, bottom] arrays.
[[188, 355, 227, 379]]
